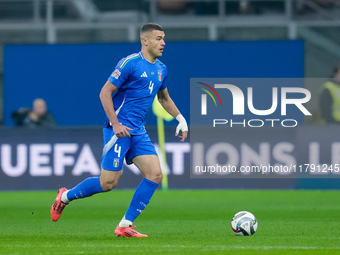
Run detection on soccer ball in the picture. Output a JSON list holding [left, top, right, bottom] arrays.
[[231, 211, 258, 236]]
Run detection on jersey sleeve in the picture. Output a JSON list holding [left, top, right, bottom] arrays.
[[108, 57, 132, 89], [160, 67, 168, 90]]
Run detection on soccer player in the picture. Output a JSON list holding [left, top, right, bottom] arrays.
[[50, 23, 188, 238]]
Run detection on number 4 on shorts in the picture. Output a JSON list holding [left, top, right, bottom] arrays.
[[114, 144, 121, 157]]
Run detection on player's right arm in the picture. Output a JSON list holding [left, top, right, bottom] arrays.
[[99, 80, 132, 137]]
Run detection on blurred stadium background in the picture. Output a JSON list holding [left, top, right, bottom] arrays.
[[1, 0, 340, 191]]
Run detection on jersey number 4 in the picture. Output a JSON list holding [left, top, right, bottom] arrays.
[[149, 81, 154, 94], [114, 144, 121, 157]]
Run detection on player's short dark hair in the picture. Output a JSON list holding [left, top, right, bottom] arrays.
[[140, 23, 164, 35]]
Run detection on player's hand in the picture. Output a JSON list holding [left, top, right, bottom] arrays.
[[175, 114, 188, 142], [112, 123, 132, 138]]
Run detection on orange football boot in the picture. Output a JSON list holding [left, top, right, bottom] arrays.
[[51, 187, 68, 222], [114, 225, 148, 237]]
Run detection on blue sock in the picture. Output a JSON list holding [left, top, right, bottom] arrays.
[[124, 178, 158, 223], [66, 177, 103, 202]]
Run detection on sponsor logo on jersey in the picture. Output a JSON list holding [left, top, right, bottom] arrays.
[[140, 71, 148, 78], [111, 69, 121, 79]]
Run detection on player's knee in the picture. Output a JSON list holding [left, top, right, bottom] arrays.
[[150, 172, 163, 184], [101, 179, 119, 191], [101, 182, 117, 191]]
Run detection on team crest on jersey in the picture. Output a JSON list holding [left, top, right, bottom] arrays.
[[158, 70, 162, 81], [111, 69, 121, 79], [113, 158, 119, 167]]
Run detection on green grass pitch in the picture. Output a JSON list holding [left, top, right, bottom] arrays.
[[1, 189, 340, 255]]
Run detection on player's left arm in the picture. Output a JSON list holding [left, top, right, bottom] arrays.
[[157, 88, 188, 142]]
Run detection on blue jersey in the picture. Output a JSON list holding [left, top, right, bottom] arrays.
[[106, 52, 167, 135]]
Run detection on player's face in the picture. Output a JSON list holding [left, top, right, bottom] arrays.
[[147, 30, 165, 58]]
